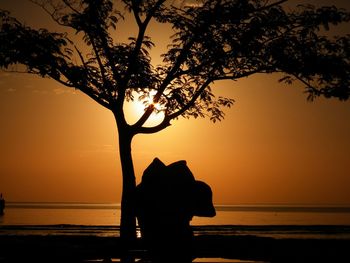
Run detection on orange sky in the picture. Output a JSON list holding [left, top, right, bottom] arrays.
[[0, 0, 350, 205]]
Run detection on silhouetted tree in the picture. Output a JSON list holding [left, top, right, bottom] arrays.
[[1, 0, 349, 250]]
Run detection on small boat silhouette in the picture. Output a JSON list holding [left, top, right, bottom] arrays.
[[0, 193, 5, 215]]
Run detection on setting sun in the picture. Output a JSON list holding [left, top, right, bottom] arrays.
[[126, 90, 165, 127]]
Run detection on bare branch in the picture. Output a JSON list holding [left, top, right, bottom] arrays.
[[132, 104, 155, 129], [135, 117, 171, 134]]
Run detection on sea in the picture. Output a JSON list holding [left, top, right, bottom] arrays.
[[1, 203, 350, 240]]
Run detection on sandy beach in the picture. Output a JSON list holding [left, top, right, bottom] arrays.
[[1, 228, 350, 263]]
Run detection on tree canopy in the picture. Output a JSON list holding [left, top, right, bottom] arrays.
[[1, 0, 349, 135]]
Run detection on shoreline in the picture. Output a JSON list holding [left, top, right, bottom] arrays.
[[1, 225, 350, 262], [1, 234, 350, 262], [1, 224, 350, 239]]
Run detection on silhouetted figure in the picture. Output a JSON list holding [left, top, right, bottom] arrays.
[[0, 193, 5, 215], [135, 158, 215, 263]]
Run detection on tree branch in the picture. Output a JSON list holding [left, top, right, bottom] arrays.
[[292, 73, 318, 94], [121, 0, 166, 89], [1, 69, 40, 75], [167, 79, 212, 120], [258, 0, 288, 11], [62, 0, 81, 15], [29, 0, 81, 27], [131, 0, 142, 27], [78, 84, 111, 109], [135, 117, 171, 134], [135, 77, 213, 134], [132, 104, 155, 129], [2, 65, 110, 109], [2, 68, 76, 88], [49, 74, 76, 88], [133, 17, 205, 127], [74, 45, 108, 95], [143, 0, 166, 26], [85, 32, 114, 98], [74, 45, 88, 69]]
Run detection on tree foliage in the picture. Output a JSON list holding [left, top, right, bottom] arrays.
[[1, 0, 349, 133]]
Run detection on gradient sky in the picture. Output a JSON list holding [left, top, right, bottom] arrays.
[[0, 0, 350, 205]]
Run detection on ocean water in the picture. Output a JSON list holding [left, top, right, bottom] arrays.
[[1, 203, 350, 239], [1, 202, 350, 226]]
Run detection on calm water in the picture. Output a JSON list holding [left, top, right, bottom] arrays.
[[1, 203, 350, 239], [1, 202, 350, 226]]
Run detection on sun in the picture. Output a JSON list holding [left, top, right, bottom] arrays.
[[125, 91, 165, 127]]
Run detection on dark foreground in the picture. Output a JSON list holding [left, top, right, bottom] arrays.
[[0, 234, 350, 263]]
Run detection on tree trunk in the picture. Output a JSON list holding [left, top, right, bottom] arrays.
[[118, 129, 137, 241], [117, 124, 137, 262]]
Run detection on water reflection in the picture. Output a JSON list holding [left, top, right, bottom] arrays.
[[2, 204, 350, 226]]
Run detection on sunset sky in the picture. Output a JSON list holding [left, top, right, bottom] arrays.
[[0, 0, 350, 205]]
